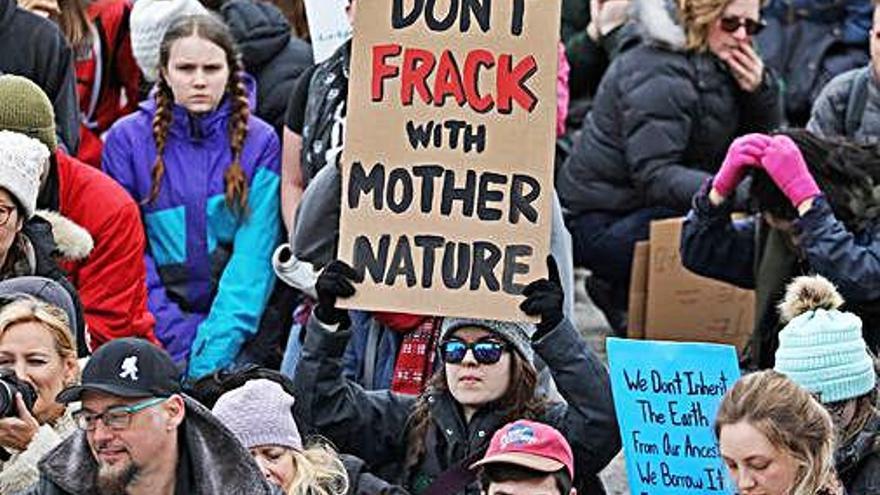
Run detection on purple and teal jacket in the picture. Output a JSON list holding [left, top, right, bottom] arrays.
[[102, 94, 281, 378]]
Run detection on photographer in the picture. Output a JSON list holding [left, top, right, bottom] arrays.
[[0, 278, 80, 493]]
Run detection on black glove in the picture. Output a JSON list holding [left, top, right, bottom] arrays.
[[519, 256, 564, 336], [313, 260, 362, 325]]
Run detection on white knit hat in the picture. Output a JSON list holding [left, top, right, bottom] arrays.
[[130, 0, 209, 82], [0, 130, 50, 219]]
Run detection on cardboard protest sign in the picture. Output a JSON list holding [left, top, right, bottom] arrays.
[[338, 0, 561, 320], [304, 0, 352, 63], [607, 338, 740, 495]]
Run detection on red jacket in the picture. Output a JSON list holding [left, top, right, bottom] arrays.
[[56, 150, 158, 350], [75, 0, 140, 167]]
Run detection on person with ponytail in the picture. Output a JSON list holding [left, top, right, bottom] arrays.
[[101, 14, 281, 379], [292, 257, 620, 495], [773, 275, 879, 495]]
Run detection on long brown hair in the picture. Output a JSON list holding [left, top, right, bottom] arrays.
[[403, 347, 547, 472], [148, 14, 250, 213], [54, 0, 93, 51], [715, 370, 838, 495]]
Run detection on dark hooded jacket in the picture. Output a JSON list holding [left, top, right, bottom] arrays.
[[219, 0, 313, 136], [293, 316, 621, 495], [16, 396, 282, 495], [557, 0, 781, 216], [0, 0, 79, 153], [837, 409, 880, 495], [680, 183, 880, 366]]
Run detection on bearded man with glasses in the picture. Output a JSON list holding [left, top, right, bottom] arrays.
[[18, 338, 281, 495]]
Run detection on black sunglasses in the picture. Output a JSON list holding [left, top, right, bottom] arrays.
[[440, 339, 509, 365], [719, 16, 766, 36]]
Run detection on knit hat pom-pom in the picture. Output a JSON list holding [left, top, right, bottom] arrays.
[[778, 275, 844, 323]]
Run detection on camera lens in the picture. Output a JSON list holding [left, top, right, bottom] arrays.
[[0, 373, 37, 418]]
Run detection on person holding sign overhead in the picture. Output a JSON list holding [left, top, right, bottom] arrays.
[[715, 370, 844, 495], [557, 0, 782, 334], [291, 257, 620, 495]]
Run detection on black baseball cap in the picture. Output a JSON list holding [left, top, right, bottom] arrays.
[[57, 338, 182, 403]]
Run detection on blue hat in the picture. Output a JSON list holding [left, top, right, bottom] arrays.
[[774, 276, 876, 404]]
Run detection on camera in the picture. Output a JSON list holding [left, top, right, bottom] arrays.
[[0, 370, 36, 418]]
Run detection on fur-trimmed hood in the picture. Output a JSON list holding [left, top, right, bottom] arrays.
[[34, 209, 93, 262], [632, 0, 687, 51]]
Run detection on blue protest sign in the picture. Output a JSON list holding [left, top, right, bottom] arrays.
[[607, 338, 741, 495]]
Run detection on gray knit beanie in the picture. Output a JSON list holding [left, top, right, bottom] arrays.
[[212, 379, 303, 451], [130, 0, 209, 82], [440, 318, 536, 365]]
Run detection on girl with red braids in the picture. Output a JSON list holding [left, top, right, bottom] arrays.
[[102, 14, 281, 379]]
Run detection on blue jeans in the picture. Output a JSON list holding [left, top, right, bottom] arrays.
[[567, 206, 678, 311]]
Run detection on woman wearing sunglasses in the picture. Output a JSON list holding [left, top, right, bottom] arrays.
[[557, 0, 781, 336], [292, 258, 620, 495]]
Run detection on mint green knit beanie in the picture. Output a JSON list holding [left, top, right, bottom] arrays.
[[773, 276, 876, 404]]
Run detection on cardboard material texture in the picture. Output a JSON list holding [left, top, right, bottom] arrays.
[[630, 218, 754, 354], [338, 0, 561, 320], [627, 241, 649, 340]]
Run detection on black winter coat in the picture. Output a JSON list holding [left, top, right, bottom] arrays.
[[293, 316, 621, 495], [557, 0, 781, 216], [220, 0, 313, 136], [0, 0, 79, 153], [837, 411, 880, 495]]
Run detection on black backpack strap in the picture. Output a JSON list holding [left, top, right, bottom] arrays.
[[844, 67, 871, 137]]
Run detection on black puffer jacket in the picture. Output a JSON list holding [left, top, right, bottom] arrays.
[[220, 0, 312, 135], [557, 0, 781, 216]]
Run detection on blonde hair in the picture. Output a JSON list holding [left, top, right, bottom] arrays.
[[677, 0, 729, 51], [715, 370, 837, 495], [0, 297, 77, 359], [287, 441, 349, 495]]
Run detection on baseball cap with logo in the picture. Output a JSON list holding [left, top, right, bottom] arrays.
[[470, 420, 574, 479], [57, 338, 181, 403]]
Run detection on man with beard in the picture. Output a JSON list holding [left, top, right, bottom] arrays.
[[18, 338, 280, 495]]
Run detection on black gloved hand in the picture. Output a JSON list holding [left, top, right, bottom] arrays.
[[519, 256, 564, 336], [313, 260, 362, 325]]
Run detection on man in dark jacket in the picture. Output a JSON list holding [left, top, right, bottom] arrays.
[[19, 338, 281, 495], [0, 0, 79, 154], [557, 0, 781, 332], [806, 1, 880, 143], [757, 0, 872, 126], [217, 0, 313, 137]]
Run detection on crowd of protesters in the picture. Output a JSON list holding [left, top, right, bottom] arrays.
[[0, 0, 876, 494]]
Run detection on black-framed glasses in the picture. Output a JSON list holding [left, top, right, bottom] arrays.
[[0, 205, 15, 227], [73, 397, 167, 432], [719, 16, 766, 36], [440, 339, 509, 365]]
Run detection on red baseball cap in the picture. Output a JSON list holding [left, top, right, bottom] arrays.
[[470, 420, 574, 479]]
